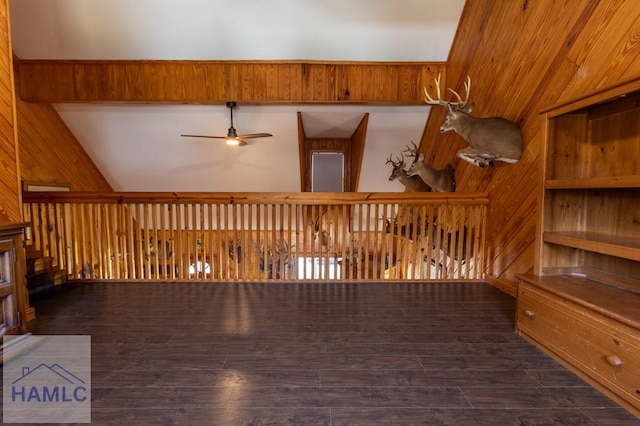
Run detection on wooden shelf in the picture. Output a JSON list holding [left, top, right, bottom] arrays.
[[544, 231, 640, 262], [545, 175, 640, 189], [541, 76, 640, 117], [518, 273, 640, 330], [524, 78, 640, 416]]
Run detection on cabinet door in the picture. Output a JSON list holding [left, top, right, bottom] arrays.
[[0, 239, 19, 335]]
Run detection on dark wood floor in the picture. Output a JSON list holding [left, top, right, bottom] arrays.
[[13, 282, 640, 425]]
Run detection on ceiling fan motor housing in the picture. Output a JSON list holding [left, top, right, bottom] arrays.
[[181, 100, 271, 145]]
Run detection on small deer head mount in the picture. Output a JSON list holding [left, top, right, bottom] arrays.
[[385, 153, 431, 192], [403, 141, 456, 193], [147, 236, 173, 261], [312, 207, 331, 248], [424, 73, 523, 168], [257, 239, 290, 279], [386, 154, 406, 181], [228, 240, 242, 261]]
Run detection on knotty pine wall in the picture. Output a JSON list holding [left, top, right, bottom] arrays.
[[419, 0, 640, 295], [16, 61, 446, 104], [0, 0, 20, 223], [10, 1, 640, 294], [13, 63, 112, 192]]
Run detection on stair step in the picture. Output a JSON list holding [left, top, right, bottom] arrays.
[[26, 257, 52, 275], [27, 271, 51, 289], [52, 269, 68, 285], [25, 246, 42, 259]]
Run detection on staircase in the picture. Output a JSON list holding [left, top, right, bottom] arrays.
[[25, 246, 68, 300]]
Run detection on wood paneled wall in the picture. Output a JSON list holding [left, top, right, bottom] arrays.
[[16, 60, 446, 104], [419, 0, 640, 295], [0, 0, 20, 223], [10, 1, 640, 294], [14, 63, 113, 192]]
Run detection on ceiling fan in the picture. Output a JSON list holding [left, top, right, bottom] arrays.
[[181, 101, 273, 146]]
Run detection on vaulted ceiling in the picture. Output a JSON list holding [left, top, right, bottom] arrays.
[[9, 0, 466, 192]]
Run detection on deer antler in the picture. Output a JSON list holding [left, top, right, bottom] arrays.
[[424, 73, 471, 108], [448, 75, 471, 108], [424, 73, 446, 106], [402, 141, 420, 163], [386, 153, 404, 168]]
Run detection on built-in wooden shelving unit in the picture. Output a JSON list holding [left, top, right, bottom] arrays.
[[517, 77, 640, 418]]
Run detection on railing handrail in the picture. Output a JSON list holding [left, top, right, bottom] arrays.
[[23, 191, 488, 283], [22, 191, 489, 205]]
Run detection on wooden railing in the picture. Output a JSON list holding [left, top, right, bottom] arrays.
[[22, 192, 488, 282]]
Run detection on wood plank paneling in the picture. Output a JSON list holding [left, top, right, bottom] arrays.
[[420, 0, 640, 295], [0, 0, 20, 223], [14, 62, 113, 192], [15, 60, 446, 104], [10, 0, 640, 295]]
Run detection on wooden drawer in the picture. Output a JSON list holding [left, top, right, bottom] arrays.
[[517, 282, 640, 409]]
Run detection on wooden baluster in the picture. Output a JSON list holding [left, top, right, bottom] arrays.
[[181, 204, 188, 280], [107, 204, 115, 279], [187, 203, 194, 280], [362, 204, 369, 280], [262, 203, 268, 280], [340, 204, 348, 280], [216, 203, 222, 280], [248, 204, 254, 280], [394, 203, 403, 280], [286, 204, 293, 280], [231, 203, 238, 280], [124, 204, 132, 279], [206, 203, 213, 280], [323, 204, 330, 280], [372, 204, 379, 280], [279, 204, 285, 280]]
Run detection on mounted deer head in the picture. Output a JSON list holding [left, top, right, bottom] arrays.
[[228, 240, 242, 261], [257, 239, 290, 279], [404, 141, 456, 192], [424, 73, 523, 168], [386, 153, 431, 192], [148, 236, 173, 261], [313, 207, 330, 248]]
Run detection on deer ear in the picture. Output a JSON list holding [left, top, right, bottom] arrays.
[[462, 102, 475, 114], [418, 153, 424, 161], [446, 103, 454, 113]]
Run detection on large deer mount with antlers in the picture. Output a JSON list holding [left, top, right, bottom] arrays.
[[424, 74, 523, 168]]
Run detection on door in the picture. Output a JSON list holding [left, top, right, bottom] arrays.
[[0, 239, 20, 335]]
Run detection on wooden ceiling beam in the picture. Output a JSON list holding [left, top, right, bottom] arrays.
[[15, 59, 446, 104]]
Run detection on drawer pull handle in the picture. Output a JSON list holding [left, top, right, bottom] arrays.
[[524, 310, 535, 318], [606, 355, 622, 367]]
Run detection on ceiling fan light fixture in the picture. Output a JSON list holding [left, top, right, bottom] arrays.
[[226, 138, 246, 146], [225, 125, 242, 145], [181, 101, 271, 146]]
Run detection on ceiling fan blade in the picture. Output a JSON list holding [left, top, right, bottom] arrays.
[[180, 134, 227, 139], [181, 103, 273, 144], [236, 133, 273, 140]]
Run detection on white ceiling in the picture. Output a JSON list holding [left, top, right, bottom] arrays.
[[9, 0, 466, 192]]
